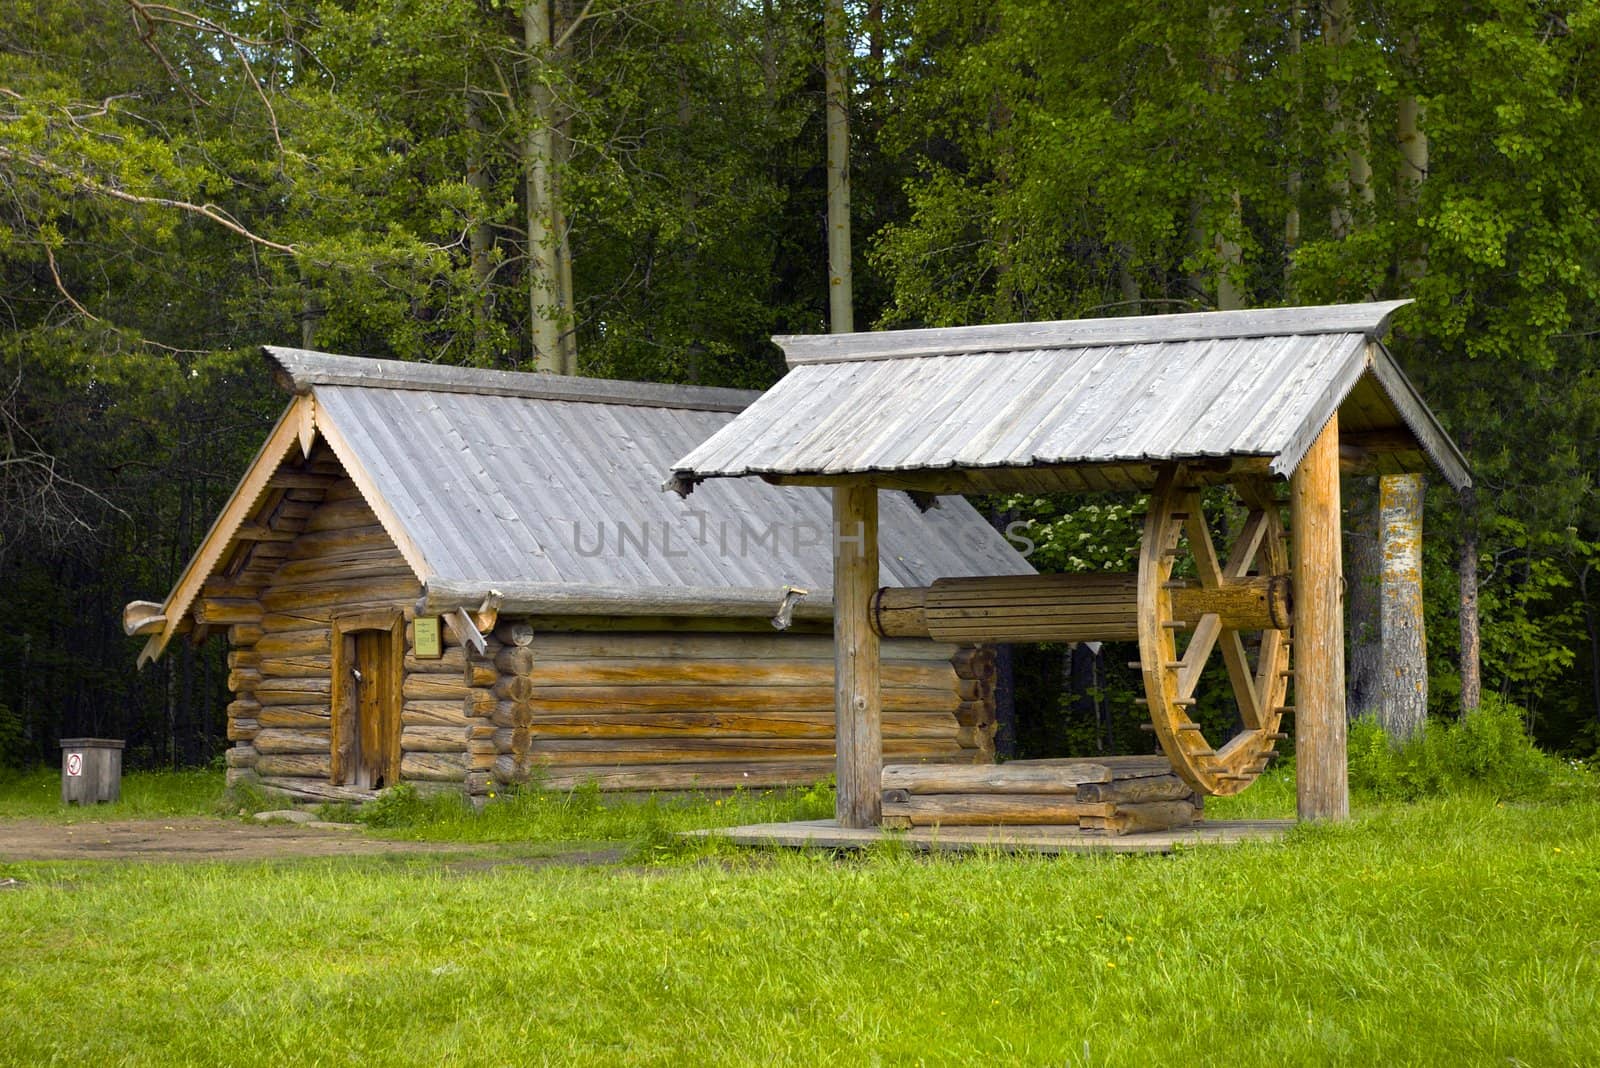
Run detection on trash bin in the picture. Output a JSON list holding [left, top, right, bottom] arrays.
[[60, 738, 125, 805]]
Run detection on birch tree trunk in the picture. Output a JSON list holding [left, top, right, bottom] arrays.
[[524, 0, 564, 371], [1376, 34, 1431, 733], [1379, 473, 1428, 739], [824, 0, 853, 334], [1459, 481, 1482, 714]]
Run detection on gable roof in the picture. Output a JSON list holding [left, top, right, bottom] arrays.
[[669, 301, 1471, 494], [133, 349, 1033, 662]]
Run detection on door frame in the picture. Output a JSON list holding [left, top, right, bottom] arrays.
[[330, 607, 405, 787]]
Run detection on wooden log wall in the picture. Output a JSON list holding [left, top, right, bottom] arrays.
[[217, 458, 452, 804], [880, 755, 1202, 836], [490, 630, 990, 792]]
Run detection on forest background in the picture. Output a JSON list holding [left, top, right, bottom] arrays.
[[3, 0, 1598, 768]]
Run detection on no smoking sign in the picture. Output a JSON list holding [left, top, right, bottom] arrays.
[[66, 753, 83, 777]]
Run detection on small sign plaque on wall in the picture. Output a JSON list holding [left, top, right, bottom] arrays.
[[413, 616, 442, 659]]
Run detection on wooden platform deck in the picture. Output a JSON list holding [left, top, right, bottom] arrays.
[[686, 818, 1294, 855]]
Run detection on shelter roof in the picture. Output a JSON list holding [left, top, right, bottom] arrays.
[[669, 301, 1470, 495]]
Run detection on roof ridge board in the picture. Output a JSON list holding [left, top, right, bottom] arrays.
[[262, 346, 760, 413], [776, 300, 1413, 366]]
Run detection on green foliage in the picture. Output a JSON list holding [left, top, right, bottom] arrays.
[[1348, 696, 1593, 803], [355, 782, 435, 829], [0, 704, 23, 768]]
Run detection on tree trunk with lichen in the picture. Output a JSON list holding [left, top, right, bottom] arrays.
[[1379, 473, 1428, 739]]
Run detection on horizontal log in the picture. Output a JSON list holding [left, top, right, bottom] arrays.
[[227, 649, 261, 671], [1017, 755, 1178, 779], [464, 690, 497, 718], [525, 657, 957, 690], [401, 751, 467, 782], [493, 710, 959, 742], [227, 667, 262, 692], [402, 725, 468, 754], [273, 552, 412, 587], [1081, 800, 1197, 836], [519, 685, 959, 715], [955, 721, 997, 749], [873, 574, 1290, 643], [224, 745, 258, 769], [494, 756, 845, 790], [421, 579, 835, 623], [1077, 775, 1197, 805], [254, 627, 332, 656], [953, 701, 996, 729], [255, 752, 333, 778], [256, 777, 372, 804], [529, 632, 954, 663], [520, 737, 960, 766], [495, 645, 537, 676], [881, 793, 1110, 826], [257, 705, 331, 728], [405, 646, 471, 673], [950, 646, 997, 677], [226, 698, 262, 721], [881, 762, 1110, 793], [464, 662, 498, 688], [495, 675, 536, 702], [283, 526, 394, 560], [400, 675, 469, 703], [496, 621, 535, 647], [253, 727, 332, 755], [493, 701, 535, 729], [197, 598, 265, 626], [226, 718, 260, 742], [258, 654, 332, 678], [256, 677, 333, 705], [229, 623, 265, 646], [261, 577, 421, 614], [403, 701, 471, 728], [301, 497, 382, 533]]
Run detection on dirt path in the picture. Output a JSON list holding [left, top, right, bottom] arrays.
[[0, 817, 622, 865]]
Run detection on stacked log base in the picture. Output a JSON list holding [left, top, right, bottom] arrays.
[[880, 756, 1201, 837]]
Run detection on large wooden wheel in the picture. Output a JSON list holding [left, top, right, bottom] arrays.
[[1138, 467, 1292, 796]]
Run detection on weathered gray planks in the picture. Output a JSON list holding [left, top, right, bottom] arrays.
[[670, 302, 1471, 494], [774, 300, 1413, 364], [687, 817, 1294, 855]]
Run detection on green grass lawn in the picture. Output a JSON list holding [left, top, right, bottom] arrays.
[[3, 783, 1598, 1064], [0, 766, 227, 820]]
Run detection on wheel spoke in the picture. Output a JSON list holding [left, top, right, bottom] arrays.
[[1224, 509, 1269, 579], [1221, 629, 1265, 728], [1177, 613, 1222, 699]]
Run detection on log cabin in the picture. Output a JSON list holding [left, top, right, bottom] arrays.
[[124, 349, 1032, 804]]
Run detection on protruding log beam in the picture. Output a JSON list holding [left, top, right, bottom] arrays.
[[871, 573, 1291, 643], [833, 483, 881, 828], [1292, 414, 1348, 821]]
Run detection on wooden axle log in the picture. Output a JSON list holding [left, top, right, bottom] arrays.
[[872, 573, 1291, 643]]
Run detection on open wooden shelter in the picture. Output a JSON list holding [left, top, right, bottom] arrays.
[[670, 300, 1471, 831], [125, 349, 1030, 804]]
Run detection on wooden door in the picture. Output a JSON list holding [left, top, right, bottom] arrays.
[[331, 609, 403, 790], [354, 631, 399, 789]]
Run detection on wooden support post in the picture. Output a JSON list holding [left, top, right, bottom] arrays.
[[833, 483, 881, 828], [1291, 414, 1349, 821]]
